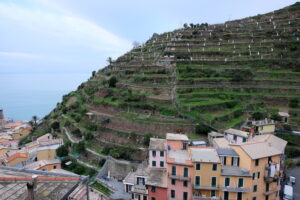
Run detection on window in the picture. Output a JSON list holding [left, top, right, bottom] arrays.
[[183, 192, 188, 200], [53, 165, 57, 169], [252, 197, 256, 200], [152, 151, 156, 157], [151, 198, 156, 200], [224, 191, 229, 200], [152, 161, 156, 167], [255, 159, 259, 166], [257, 172, 260, 179], [160, 161, 164, 167], [242, 138, 247, 142], [253, 185, 257, 192], [184, 168, 188, 177], [222, 156, 227, 165], [212, 163, 217, 171], [183, 180, 188, 187], [143, 196, 147, 200], [233, 135, 237, 141], [252, 173, 255, 180], [151, 186, 156, 192], [195, 176, 200, 186], [171, 179, 176, 185], [211, 190, 216, 197], [225, 177, 230, 187], [183, 143, 187, 150], [172, 166, 176, 175], [196, 163, 201, 170], [171, 190, 175, 198], [137, 177, 145, 185], [237, 192, 242, 200], [232, 157, 239, 166], [266, 183, 269, 192], [211, 177, 216, 187], [160, 151, 164, 157], [238, 178, 244, 188]]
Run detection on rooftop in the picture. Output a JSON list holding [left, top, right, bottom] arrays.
[[224, 128, 249, 138], [168, 150, 190, 164], [166, 133, 189, 141], [221, 165, 251, 177], [212, 138, 229, 148], [252, 118, 275, 126], [0, 166, 86, 200], [216, 148, 239, 157], [23, 159, 61, 170], [148, 138, 166, 151], [190, 148, 220, 163], [208, 131, 224, 137], [240, 134, 287, 159], [278, 112, 290, 117]]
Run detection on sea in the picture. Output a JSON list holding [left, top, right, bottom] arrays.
[[0, 73, 91, 121]]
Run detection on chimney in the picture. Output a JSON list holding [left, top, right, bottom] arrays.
[[27, 175, 37, 200]]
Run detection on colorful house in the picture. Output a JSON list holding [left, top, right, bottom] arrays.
[[252, 119, 275, 135]]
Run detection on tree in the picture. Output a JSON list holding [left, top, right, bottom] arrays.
[[74, 141, 86, 153], [132, 41, 140, 49], [50, 120, 60, 130], [107, 57, 112, 65], [251, 111, 266, 120], [56, 145, 69, 157], [92, 71, 96, 77], [195, 123, 211, 135], [108, 76, 118, 88], [143, 134, 153, 146], [270, 113, 281, 121], [183, 23, 188, 29], [29, 115, 39, 131], [289, 98, 299, 108]]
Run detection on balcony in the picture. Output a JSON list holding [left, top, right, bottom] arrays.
[[265, 164, 280, 183], [264, 186, 280, 196], [131, 185, 148, 195], [193, 184, 220, 190], [169, 173, 190, 181], [193, 196, 221, 200], [221, 186, 249, 193], [264, 175, 279, 183]]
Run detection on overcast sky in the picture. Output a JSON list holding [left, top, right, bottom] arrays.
[[0, 0, 298, 74]]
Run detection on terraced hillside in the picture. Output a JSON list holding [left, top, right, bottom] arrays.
[[40, 3, 300, 160]]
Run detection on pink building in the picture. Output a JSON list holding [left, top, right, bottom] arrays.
[[148, 138, 167, 168], [166, 133, 192, 200]]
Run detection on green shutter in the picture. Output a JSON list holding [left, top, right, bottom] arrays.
[[238, 178, 243, 187], [172, 166, 176, 175], [225, 177, 230, 186], [212, 177, 216, 187], [184, 168, 188, 177]]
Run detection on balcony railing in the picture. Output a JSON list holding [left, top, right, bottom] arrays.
[[193, 196, 222, 200], [221, 186, 250, 193], [131, 185, 148, 195], [264, 186, 280, 196], [193, 184, 220, 190], [169, 173, 190, 181]]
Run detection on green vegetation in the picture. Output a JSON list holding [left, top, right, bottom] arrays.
[[91, 181, 111, 196], [61, 157, 96, 176]]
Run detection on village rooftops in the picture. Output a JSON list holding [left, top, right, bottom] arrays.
[[0, 166, 86, 200], [168, 149, 191, 165], [191, 148, 220, 163], [148, 138, 166, 151], [221, 165, 251, 177], [208, 131, 224, 137], [240, 134, 287, 159], [23, 159, 61, 170], [216, 148, 239, 157], [252, 118, 275, 126], [166, 133, 189, 141], [39, 138, 63, 147], [224, 128, 249, 138]]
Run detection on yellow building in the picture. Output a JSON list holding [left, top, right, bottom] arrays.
[[252, 119, 275, 134], [190, 148, 222, 199], [1, 152, 29, 167], [36, 139, 63, 161], [214, 134, 287, 200]]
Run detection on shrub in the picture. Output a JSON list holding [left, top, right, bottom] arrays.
[[143, 134, 153, 146], [283, 124, 292, 131], [251, 111, 266, 120], [195, 123, 211, 135], [50, 121, 60, 130], [73, 141, 86, 154], [108, 76, 118, 88], [72, 128, 82, 137], [286, 146, 300, 158], [56, 145, 69, 157], [270, 113, 281, 121], [289, 98, 299, 108]]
